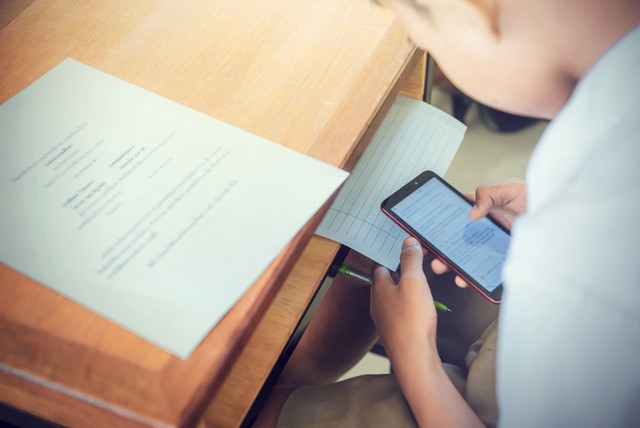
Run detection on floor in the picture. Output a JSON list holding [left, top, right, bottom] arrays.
[[340, 88, 548, 379]]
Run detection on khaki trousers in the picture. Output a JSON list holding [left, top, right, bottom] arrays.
[[278, 320, 499, 428]]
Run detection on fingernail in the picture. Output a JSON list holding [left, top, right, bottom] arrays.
[[402, 237, 422, 252]]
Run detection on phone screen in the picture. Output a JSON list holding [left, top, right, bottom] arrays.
[[382, 171, 509, 302]]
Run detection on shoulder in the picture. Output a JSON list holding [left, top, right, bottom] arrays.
[[504, 108, 640, 308], [509, 21, 640, 296]]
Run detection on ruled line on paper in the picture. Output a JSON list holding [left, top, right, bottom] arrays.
[[316, 96, 466, 270]]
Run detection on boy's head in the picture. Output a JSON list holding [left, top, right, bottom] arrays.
[[376, 0, 640, 119]]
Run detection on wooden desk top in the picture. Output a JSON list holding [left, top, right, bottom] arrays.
[[0, 1, 418, 427]]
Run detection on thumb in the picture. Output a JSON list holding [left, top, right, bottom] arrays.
[[398, 237, 426, 282]]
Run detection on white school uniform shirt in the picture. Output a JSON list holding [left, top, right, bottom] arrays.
[[497, 25, 640, 427]]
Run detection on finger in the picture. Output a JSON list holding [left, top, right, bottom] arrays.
[[454, 275, 469, 288], [430, 258, 449, 275], [469, 186, 494, 220], [399, 237, 425, 279], [373, 265, 396, 288]]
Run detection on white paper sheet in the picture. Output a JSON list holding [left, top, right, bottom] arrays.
[[0, 58, 348, 359], [316, 96, 466, 269]]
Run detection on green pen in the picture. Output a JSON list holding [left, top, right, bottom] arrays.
[[337, 264, 451, 312]]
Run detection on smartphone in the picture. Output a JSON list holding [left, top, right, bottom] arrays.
[[381, 170, 509, 304]]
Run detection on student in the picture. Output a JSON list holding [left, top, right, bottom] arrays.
[[255, 0, 640, 426]]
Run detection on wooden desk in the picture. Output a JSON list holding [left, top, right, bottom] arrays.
[[0, 1, 420, 427]]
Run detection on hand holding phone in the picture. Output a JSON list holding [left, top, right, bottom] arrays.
[[381, 171, 511, 304], [431, 180, 525, 288], [468, 180, 526, 229]]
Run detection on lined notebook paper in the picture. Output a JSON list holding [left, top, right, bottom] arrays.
[[316, 96, 466, 269]]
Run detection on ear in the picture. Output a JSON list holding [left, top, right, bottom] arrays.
[[469, 0, 500, 37]]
